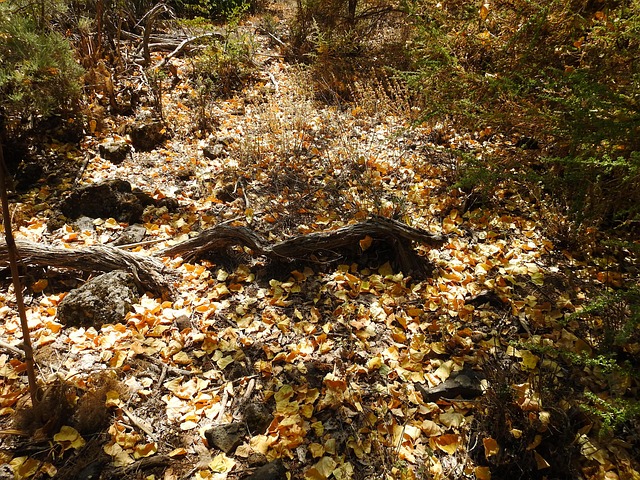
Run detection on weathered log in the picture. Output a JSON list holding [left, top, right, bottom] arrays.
[[0, 240, 176, 298], [156, 216, 446, 277]]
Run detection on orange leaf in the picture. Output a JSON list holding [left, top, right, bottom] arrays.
[[359, 235, 373, 252], [483, 437, 500, 458]]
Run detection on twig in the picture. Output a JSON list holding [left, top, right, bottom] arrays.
[[140, 353, 198, 376], [0, 239, 176, 298], [122, 406, 155, 437], [155, 32, 224, 69], [266, 31, 286, 47], [140, 3, 172, 66], [114, 238, 168, 250], [0, 339, 25, 358], [73, 151, 93, 187]]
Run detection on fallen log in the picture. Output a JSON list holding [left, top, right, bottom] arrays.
[[156, 216, 446, 278], [0, 240, 176, 298]]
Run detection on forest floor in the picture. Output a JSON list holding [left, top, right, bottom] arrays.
[[1, 4, 639, 480]]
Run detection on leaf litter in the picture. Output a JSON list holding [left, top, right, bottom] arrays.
[[0, 9, 639, 480]]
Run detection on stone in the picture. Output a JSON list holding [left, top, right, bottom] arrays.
[[243, 460, 287, 480], [127, 118, 166, 151], [242, 402, 273, 435], [60, 179, 144, 223], [204, 422, 244, 454], [113, 224, 147, 246], [57, 271, 139, 328], [59, 179, 178, 224], [99, 140, 131, 164], [202, 143, 225, 160], [416, 368, 484, 402]]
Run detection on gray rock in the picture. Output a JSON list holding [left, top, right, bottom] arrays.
[[99, 140, 131, 164], [202, 143, 225, 160], [127, 119, 166, 151], [242, 402, 272, 435], [205, 422, 244, 453], [57, 271, 139, 328], [243, 460, 286, 480], [59, 180, 177, 224], [416, 368, 484, 402], [113, 224, 147, 246], [60, 179, 145, 223]]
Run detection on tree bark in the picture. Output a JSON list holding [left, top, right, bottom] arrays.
[[157, 216, 445, 278], [0, 241, 176, 299]]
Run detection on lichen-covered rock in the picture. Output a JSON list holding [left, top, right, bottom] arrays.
[[59, 179, 178, 224], [99, 139, 131, 164], [57, 271, 139, 328], [127, 118, 166, 151], [60, 179, 144, 223]]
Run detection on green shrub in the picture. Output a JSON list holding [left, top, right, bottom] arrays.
[[582, 392, 640, 439], [187, 8, 256, 130], [0, 7, 83, 139], [568, 284, 640, 352], [288, 0, 411, 101], [405, 0, 640, 228], [169, 0, 261, 19]]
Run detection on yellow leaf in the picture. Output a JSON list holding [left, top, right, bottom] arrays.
[[483, 437, 500, 458], [333, 462, 354, 480], [104, 443, 135, 467], [520, 350, 539, 370], [305, 456, 337, 480], [479, 3, 489, 21], [173, 351, 192, 365], [54, 426, 86, 450], [432, 434, 459, 454], [366, 356, 383, 371], [309, 442, 324, 458], [439, 412, 464, 429], [209, 453, 236, 473], [475, 466, 491, 480], [420, 419, 443, 437], [249, 435, 271, 455], [378, 262, 393, 277], [168, 447, 188, 457], [105, 390, 121, 408], [10, 457, 40, 480], [31, 279, 48, 293], [434, 360, 454, 381]]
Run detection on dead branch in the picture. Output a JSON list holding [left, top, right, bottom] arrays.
[[156, 216, 446, 277], [155, 32, 224, 69], [139, 2, 173, 66], [0, 339, 25, 358], [1, 143, 38, 404], [0, 240, 176, 298]]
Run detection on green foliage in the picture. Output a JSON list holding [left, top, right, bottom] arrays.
[[582, 391, 640, 438], [405, 0, 640, 228], [0, 6, 83, 138], [169, 0, 258, 19], [568, 284, 640, 351], [542, 152, 640, 227], [188, 9, 256, 130], [287, 0, 413, 102]]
